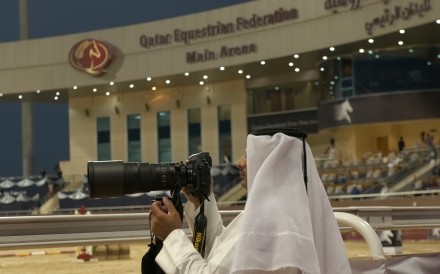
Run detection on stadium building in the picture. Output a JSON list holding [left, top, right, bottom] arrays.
[[0, 1, 439, 272], [1, 0, 438, 180]]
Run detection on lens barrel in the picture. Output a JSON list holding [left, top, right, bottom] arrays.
[[87, 152, 211, 199], [87, 160, 125, 198], [87, 160, 188, 198]]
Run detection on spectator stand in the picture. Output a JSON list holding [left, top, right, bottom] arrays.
[[317, 146, 438, 199], [211, 164, 240, 198], [358, 148, 434, 194], [396, 160, 440, 194], [0, 176, 49, 215], [57, 189, 157, 211]]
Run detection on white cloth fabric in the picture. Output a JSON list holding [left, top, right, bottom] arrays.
[[156, 193, 243, 274], [156, 132, 351, 274], [231, 133, 351, 274]]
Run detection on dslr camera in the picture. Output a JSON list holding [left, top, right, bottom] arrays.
[[87, 152, 212, 199]]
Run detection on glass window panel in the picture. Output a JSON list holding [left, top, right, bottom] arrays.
[[97, 117, 111, 161], [188, 108, 201, 156], [247, 83, 320, 115], [157, 111, 171, 162], [127, 114, 141, 162], [218, 105, 232, 164]]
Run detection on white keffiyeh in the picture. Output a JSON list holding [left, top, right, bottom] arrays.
[[231, 133, 351, 274]]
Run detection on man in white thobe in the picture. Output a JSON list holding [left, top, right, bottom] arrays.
[[150, 128, 351, 274]]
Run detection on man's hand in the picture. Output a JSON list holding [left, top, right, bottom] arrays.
[[182, 159, 214, 208], [182, 178, 214, 209], [150, 197, 182, 241]]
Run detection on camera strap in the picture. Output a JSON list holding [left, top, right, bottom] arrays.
[[192, 199, 207, 258]]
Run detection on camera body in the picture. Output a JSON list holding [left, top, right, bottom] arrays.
[[87, 152, 212, 199]]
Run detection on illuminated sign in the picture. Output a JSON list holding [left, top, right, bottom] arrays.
[[139, 7, 299, 49], [139, 7, 297, 64], [69, 39, 114, 76], [186, 44, 257, 64], [365, 0, 431, 35]]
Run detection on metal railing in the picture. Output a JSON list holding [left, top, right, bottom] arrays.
[[1, 206, 439, 258]]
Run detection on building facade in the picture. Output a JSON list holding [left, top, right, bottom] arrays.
[[0, 0, 439, 177]]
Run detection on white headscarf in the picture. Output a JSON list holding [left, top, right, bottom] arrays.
[[231, 132, 351, 274]]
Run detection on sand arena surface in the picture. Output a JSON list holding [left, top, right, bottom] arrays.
[[0, 241, 439, 274], [0, 243, 147, 274]]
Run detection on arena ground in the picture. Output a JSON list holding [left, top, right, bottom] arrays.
[[0, 240, 439, 274]]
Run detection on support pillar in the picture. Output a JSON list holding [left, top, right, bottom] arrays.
[[20, 0, 33, 177]]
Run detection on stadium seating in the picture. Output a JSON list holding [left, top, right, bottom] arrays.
[[0, 176, 48, 213]]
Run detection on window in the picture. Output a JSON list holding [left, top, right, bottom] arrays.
[[157, 111, 171, 162], [247, 83, 319, 115], [127, 114, 141, 162], [97, 117, 111, 160], [188, 108, 201, 156], [218, 105, 232, 164]]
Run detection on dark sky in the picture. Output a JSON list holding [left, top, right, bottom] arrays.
[[1, 0, 252, 41]]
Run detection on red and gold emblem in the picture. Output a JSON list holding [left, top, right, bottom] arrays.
[[69, 39, 114, 76]]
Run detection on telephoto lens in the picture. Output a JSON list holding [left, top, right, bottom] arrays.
[[87, 152, 212, 199], [87, 160, 187, 199]]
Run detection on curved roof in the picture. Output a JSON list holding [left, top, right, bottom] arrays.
[[0, 0, 252, 41]]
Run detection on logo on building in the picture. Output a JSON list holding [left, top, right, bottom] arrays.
[[69, 39, 114, 76], [334, 99, 353, 123]]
